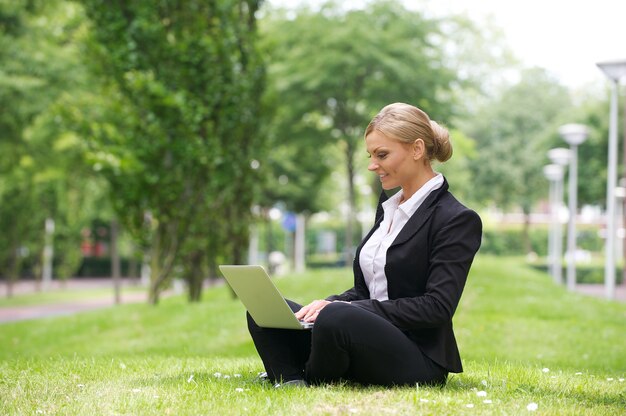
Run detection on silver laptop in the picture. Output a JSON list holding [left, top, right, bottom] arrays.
[[219, 265, 313, 330]]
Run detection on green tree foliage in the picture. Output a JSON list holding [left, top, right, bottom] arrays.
[[465, 68, 573, 252], [259, 0, 457, 259], [559, 93, 612, 207], [77, 0, 265, 302], [0, 0, 95, 295]]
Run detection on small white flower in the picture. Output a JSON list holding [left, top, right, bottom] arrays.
[[36, 411, 44, 415], [527, 402, 538, 411], [132, 388, 141, 393], [619, 378, 624, 382], [575, 372, 583, 375], [483, 399, 493, 404], [213, 372, 222, 378], [606, 378, 614, 381], [419, 398, 429, 403], [223, 375, 231, 379], [77, 384, 85, 389], [481, 380, 488, 386], [187, 374, 194, 383], [153, 395, 160, 399], [466, 403, 474, 408], [235, 388, 244, 392], [348, 409, 358, 414], [119, 362, 127, 370], [476, 390, 487, 397], [542, 368, 550, 373], [234, 374, 242, 378]]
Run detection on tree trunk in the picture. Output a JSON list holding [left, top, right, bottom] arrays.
[[147, 221, 182, 305], [294, 213, 306, 273], [265, 210, 275, 274], [6, 246, 19, 299], [148, 264, 161, 305], [128, 252, 139, 281], [344, 140, 357, 266], [147, 221, 162, 305], [522, 207, 532, 255], [6, 280, 13, 298], [186, 250, 204, 302], [111, 219, 121, 304], [41, 218, 55, 291], [622, 85, 626, 287]]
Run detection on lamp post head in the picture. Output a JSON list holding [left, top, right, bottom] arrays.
[[543, 164, 564, 181], [615, 186, 626, 199], [547, 147, 571, 166], [596, 60, 626, 82], [559, 124, 589, 146]]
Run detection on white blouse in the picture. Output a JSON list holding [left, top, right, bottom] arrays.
[[359, 174, 444, 301]]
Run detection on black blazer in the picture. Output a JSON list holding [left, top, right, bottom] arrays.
[[327, 178, 482, 373]]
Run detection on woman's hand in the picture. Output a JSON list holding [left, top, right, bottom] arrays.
[[295, 299, 331, 323]]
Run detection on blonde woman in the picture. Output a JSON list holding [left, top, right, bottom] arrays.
[[248, 103, 482, 387]]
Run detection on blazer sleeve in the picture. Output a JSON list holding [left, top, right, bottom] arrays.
[[326, 288, 359, 302], [350, 207, 482, 329]]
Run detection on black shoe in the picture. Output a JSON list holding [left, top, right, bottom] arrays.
[[274, 379, 308, 388]]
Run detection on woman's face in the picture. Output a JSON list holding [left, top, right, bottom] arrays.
[[365, 130, 418, 191]]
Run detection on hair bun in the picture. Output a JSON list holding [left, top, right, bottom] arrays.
[[430, 120, 452, 162]]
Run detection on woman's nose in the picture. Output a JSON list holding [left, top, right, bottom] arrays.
[[368, 161, 378, 171]]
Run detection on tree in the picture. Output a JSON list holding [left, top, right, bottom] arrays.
[[78, 0, 266, 303], [260, 0, 457, 263], [563, 92, 612, 207], [466, 68, 572, 252], [0, 0, 93, 295]]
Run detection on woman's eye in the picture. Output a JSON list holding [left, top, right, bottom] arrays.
[[377, 153, 387, 159]]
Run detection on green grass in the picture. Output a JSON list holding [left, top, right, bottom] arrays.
[[1, 255, 625, 415]]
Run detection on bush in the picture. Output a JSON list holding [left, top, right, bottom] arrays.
[[480, 225, 603, 256], [530, 263, 625, 284], [75, 257, 135, 278]]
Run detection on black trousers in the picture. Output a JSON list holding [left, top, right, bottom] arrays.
[[247, 300, 448, 386]]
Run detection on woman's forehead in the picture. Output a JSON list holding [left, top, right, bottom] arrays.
[[365, 130, 405, 151]]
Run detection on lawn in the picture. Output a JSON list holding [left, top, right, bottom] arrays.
[[1, 255, 624, 415]]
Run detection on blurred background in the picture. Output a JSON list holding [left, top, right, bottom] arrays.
[[2, 0, 626, 306]]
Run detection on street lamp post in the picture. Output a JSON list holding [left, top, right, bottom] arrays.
[[615, 186, 626, 271], [559, 124, 589, 292], [42, 218, 55, 291], [547, 147, 571, 285], [543, 164, 565, 283], [597, 60, 626, 300]]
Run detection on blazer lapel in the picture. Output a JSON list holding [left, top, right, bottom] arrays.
[[389, 178, 449, 248]]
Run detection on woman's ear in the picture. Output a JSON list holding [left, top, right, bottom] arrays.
[[413, 139, 425, 160]]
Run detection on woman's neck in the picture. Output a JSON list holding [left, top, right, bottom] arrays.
[[400, 167, 437, 204]]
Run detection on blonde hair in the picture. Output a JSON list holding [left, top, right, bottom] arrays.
[[364, 102, 452, 163]]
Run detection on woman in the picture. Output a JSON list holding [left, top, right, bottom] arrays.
[[248, 102, 482, 387]]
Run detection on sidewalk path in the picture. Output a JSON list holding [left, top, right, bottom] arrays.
[[0, 279, 153, 324], [575, 283, 626, 302], [0, 279, 623, 324], [0, 278, 225, 324], [0, 292, 150, 323]]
